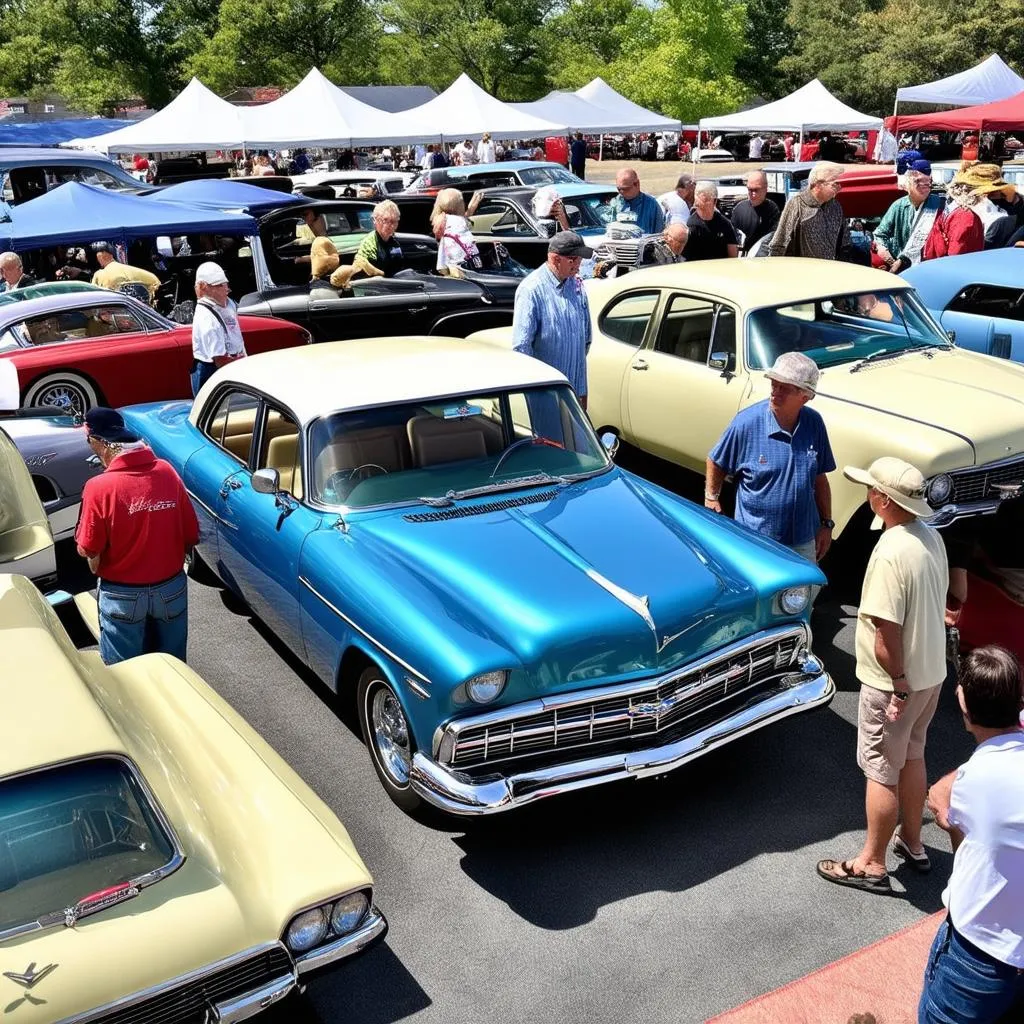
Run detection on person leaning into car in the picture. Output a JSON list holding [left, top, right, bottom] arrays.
[[704, 351, 836, 565], [190, 260, 246, 396], [76, 407, 199, 666]]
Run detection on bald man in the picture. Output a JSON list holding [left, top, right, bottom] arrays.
[[609, 168, 665, 234], [648, 223, 688, 265]]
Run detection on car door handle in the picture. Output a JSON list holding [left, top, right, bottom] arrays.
[[407, 306, 428, 315], [631, 359, 649, 371], [219, 477, 243, 499]]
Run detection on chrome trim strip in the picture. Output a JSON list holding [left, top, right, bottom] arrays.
[[214, 974, 294, 1023], [410, 659, 833, 816], [56, 941, 294, 1024], [406, 677, 431, 700], [298, 575, 432, 687], [432, 623, 808, 761], [294, 907, 388, 975]]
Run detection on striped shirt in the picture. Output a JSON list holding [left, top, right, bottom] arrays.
[[512, 264, 592, 397]]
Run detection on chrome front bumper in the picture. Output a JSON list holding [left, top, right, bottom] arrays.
[[409, 664, 834, 816]]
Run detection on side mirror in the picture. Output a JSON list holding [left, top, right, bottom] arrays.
[[946, 329, 956, 345], [252, 467, 280, 494], [600, 431, 620, 459], [709, 351, 730, 371]]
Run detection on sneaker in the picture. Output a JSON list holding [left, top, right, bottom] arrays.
[[892, 832, 931, 873]]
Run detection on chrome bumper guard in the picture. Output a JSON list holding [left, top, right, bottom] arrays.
[[294, 906, 388, 975], [214, 974, 294, 1023], [410, 654, 834, 815]]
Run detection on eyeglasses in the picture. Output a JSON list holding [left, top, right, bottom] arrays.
[[616, 183, 638, 193]]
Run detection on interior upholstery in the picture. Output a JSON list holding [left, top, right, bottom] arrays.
[[266, 434, 303, 498], [656, 312, 715, 363], [408, 414, 497, 467], [313, 425, 412, 494], [210, 406, 258, 461]]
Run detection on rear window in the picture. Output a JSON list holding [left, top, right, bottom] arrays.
[[0, 757, 178, 938]]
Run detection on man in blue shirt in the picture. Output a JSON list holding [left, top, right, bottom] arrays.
[[705, 352, 836, 564], [608, 168, 665, 234], [512, 231, 593, 409]]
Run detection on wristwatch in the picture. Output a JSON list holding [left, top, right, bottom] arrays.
[[821, 518, 835, 530]]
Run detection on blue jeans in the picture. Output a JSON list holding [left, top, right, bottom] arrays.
[[98, 572, 189, 665], [919, 919, 1024, 1024], [190, 359, 216, 397]]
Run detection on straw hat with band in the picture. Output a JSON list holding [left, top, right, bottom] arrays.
[[843, 457, 933, 527], [953, 162, 1016, 198]]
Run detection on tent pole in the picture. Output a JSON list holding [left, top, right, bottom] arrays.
[[891, 96, 898, 168], [798, 126, 804, 160], [599, 134, 603, 161]]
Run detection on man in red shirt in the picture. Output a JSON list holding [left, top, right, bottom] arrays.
[[75, 407, 200, 665]]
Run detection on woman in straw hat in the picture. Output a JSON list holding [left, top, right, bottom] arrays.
[[921, 164, 986, 261]]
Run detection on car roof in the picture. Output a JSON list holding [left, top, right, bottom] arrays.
[[903, 248, 1024, 302], [0, 288, 168, 328], [0, 575, 129, 777], [552, 183, 615, 198], [190, 336, 567, 427], [448, 161, 563, 175], [0, 146, 123, 167], [587, 258, 912, 309], [0, 281, 103, 307]]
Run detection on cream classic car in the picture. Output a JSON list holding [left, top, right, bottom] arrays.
[[0, 574, 386, 1023], [471, 258, 1024, 542]]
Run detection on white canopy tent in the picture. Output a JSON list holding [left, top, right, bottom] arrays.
[[514, 87, 679, 133], [574, 78, 680, 132], [699, 79, 881, 135], [240, 69, 440, 147], [69, 78, 248, 154], [400, 74, 566, 141], [895, 54, 1024, 107]]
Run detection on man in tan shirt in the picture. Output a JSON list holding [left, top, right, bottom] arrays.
[[90, 241, 161, 303], [817, 457, 949, 895]]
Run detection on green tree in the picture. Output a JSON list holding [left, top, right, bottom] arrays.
[[733, 0, 796, 100]]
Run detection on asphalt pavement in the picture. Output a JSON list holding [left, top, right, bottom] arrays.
[[56, 448, 974, 1024]]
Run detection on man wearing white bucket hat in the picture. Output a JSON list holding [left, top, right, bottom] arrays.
[[817, 456, 949, 895]]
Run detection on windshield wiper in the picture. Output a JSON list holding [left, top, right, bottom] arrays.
[[452, 472, 571, 501], [417, 492, 456, 508], [850, 348, 906, 373]]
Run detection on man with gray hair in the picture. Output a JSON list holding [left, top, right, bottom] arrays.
[[683, 181, 739, 261], [648, 223, 688, 265], [705, 351, 836, 564], [729, 170, 780, 254], [769, 161, 850, 259], [0, 251, 36, 292]]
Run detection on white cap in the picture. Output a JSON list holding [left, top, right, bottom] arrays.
[[196, 261, 228, 286], [764, 351, 819, 395], [843, 457, 933, 519], [532, 186, 559, 218]]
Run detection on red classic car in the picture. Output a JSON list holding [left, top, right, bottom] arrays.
[[0, 283, 311, 414]]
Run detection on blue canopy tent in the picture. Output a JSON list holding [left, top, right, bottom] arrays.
[[0, 181, 257, 251], [0, 118, 136, 145], [146, 178, 304, 216]]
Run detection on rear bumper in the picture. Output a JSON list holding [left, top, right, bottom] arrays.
[[409, 664, 834, 816]]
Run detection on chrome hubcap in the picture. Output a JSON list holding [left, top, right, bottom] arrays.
[[38, 384, 86, 416], [370, 686, 412, 785]]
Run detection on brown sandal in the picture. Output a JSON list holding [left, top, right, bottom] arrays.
[[816, 858, 892, 894]]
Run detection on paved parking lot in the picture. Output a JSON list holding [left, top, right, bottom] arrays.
[[57, 449, 972, 1023]]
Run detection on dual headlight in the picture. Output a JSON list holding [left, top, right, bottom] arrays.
[[775, 586, 810, 616], [284, 890, 370, 954], [926, 473, 953, 508]]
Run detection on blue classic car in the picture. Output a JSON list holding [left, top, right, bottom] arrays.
[[903, 249, 1024, 363], [120, 338, 833, 816]]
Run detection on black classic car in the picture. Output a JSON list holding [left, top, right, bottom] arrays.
[[239, 200, 526, 342]]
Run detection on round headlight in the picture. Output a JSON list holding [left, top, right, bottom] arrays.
[[330, 892, 369, 936], [286, 906, 329, 953], [778, 586, 810, 615], [926, 473, 953, 508], [466, 670, 508, 704]]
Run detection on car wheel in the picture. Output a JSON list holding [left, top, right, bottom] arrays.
[[357, 668, 422, 813], [24, 373, 99, 416]]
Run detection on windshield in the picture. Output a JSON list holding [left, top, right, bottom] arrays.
[[564, 193, 616, 229], [518, 167, 580, 186], [0, 758, 177, 938], [747, 289, 949, 371], [308, 384, 608, 509]]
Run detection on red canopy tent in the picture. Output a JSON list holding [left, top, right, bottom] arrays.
[[885, 89, 1024, 133]]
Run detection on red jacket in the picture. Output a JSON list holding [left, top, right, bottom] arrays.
[[923, 207, 985, 261]]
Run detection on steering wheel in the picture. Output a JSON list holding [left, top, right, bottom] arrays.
[[489, 436, 564, 479], [322, 463, 388, 502]]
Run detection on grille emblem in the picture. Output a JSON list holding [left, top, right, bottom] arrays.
[[4, 962, 58, 989], [991, 482, 1023, 500]]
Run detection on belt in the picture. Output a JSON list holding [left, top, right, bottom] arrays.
[[98, 571, 185, 589]]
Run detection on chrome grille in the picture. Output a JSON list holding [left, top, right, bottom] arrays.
[[446, 626, 806, 770], [85, 946, 293, 1024], [949, 455, 1024, 505], [596, 240, 641, 266]]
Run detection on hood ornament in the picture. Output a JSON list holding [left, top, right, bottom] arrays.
[[991, 482, 1023, 500], [4, 962, 58, 989]]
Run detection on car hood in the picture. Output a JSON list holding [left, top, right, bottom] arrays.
[[0, 860, 266, 1024], [815, 348, 1024, 466], [348, 471, 820, 694]]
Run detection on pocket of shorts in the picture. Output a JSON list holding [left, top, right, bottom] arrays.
[[156, 582, 188, 621], [99, 590, 143, 623]]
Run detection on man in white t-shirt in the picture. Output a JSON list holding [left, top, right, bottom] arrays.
[[747, 134, 764, 160], [657, 173, 694, 226], [921, 645, 1024, 1022], [190, 261, 246, 396], [818, 457, 949, 895]]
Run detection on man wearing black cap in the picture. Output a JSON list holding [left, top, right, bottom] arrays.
[[512, 231, 594, 409], [75, 407, 199, 665]]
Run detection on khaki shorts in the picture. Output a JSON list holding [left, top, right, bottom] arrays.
[[856, 683, 942, 786]]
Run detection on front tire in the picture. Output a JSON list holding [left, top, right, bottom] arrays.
[[357, 668, 423, 813], [24, 372, 99, 415]]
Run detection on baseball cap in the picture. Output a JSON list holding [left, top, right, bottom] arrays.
[[196, 261, 229, 286], [764, 352, 819, 395], [843, 457, 932, 519], [548, 231, 593, 258], [84, 406, 139, 444]]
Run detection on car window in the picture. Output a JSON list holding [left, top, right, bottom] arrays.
[[0, 326, 22, 352], [257, 407, 303, 499], [21, 305, 146, 346], [599, 290, 659, 347], [0, 757, 177, 939], [490, 204, 536, 237], [518, 167, 579, 186], [654, 295, 717, 362], [42, 165, 124, 191], [204, 389, 260, 464], [946, 283, 1024, 321], [308, 385, 607, 508]]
